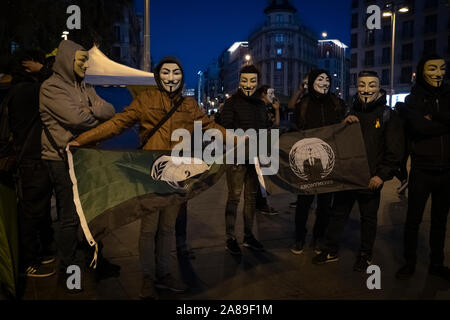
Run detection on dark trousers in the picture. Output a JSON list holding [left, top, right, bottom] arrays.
[[395, 155, 409, 182], [255, 185, 266, 209], [175, 202, 187, 248], [295, 193, 332, 242], [225, 164, 258, 239], [403, 167, 450, 266], [45, 160, 80, 270], [16, 159, 53, 267], [325, 189, 380, 257]]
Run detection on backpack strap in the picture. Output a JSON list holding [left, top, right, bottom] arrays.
[[139, 96, 184, 149]]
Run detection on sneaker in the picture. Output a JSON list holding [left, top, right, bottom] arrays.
[[290, 241, 304, 255], [243, 236, 264, 251], [289, 201, 297, 209], [155, 274, 188, 293], [397, 179, 408, 195], [429, 265, 450, 281], [312, 251, 339, 265], [226, 238, 241, 255], [353, 254, 372, 272], [24, 263, 56, 278], [41, 256, 56, 265], [310, 239, 322, 255], [139, 276, 158, 300], [395, 264, 416, 280], [258, 205, 279, 216]]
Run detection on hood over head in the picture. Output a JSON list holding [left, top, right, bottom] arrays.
[[154, 56, 185, 101], [308, 69, 331, 99], [415, 53, 445, 93], [52, 40, 86, 84]]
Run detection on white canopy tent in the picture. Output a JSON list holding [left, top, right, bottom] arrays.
[[85, 46, 156, 86]]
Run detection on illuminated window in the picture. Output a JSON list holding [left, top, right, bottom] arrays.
[[277, 48, 282, 55], [276, 61, 282, 69]]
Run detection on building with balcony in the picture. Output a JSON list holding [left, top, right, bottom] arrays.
[[248, 0, 317, 99], [221, 41, 250, 95], [350, 0, 450, 101], [318, 39, 350, 101]]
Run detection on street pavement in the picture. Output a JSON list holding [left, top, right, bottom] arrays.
[[22, 175, 450, 300]]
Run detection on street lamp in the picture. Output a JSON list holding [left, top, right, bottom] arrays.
[[383, 2, 409, 107], [197, 70, 203, 106], [61, 31, 69, 40], [245, 54, 251, 65], [322, 32, 328, 38]]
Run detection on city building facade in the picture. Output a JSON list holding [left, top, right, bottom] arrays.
[[248, 0, 317, 99], [318, 39, 350, 101], [111, 0, 143, 69], [350, 0, 450, 103], [221, 41, 250, 95]]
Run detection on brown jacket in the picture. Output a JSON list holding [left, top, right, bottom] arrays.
[[75, 87, 227, 150]]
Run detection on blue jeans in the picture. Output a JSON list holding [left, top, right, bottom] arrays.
[[139, 203, 180, 279]]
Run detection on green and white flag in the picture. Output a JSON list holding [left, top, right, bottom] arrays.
[[67, 147, 226, 267]]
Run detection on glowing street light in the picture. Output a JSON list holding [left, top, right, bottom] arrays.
[[321, 32, 328, 38], [61, 30, 69, 40], [245, 54, 251, 65], [383, 2, 410, 106]]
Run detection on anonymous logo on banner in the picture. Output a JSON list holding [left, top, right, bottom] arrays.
[[260, 122, 371, 195], [289, 138, 335, 181]]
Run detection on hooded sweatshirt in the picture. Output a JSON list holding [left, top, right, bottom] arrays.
[[295, 70, 347, 130], [400, 54, 450, 170], [153, 56, 185, 103], [39, 40, 115, 161], [8, 63, 52, 160], [351, 90, 404, 181]]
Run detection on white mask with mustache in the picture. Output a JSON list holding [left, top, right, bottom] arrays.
[[313, 73, 330, 94], [423, 59, 446, 88], [357, 76, 381, 104], [239, 73, 258, 96], [159, 63, 183, 93]]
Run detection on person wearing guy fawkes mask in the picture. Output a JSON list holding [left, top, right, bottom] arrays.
[[290, 69, 351, 256], [396, 54, 450, 281], [70, 56, 228, 299], [312, 71, 404, 271], [220, 65, 268, 255]]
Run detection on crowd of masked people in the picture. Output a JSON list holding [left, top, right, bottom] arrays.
[[0, 38, 449, 300]]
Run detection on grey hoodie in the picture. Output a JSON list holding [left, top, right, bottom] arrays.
[[39, 40, 115, 160]]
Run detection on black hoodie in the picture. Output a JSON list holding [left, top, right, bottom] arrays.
[[351, 90, 404, 181], [8, 63, 52, 160], [400, 55, 450, 170], [295, 70, 347, 130]]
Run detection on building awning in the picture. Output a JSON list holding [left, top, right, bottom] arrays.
[[85, 46, 156, 86]]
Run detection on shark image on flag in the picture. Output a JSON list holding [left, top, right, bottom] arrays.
[[258, 122, 371, 195]]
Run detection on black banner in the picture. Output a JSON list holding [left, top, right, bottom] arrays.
[[261, 122, 371, 195]]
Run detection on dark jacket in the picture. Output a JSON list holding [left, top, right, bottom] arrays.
[[350, 91, 404, 181], [8, 66, 52, 160], [294, 91, 347, 130], [399, 82, 450, 170], [220, 90, 268, 130]]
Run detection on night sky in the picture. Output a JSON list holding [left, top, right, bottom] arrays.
[[135, 0, 351, 88]]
